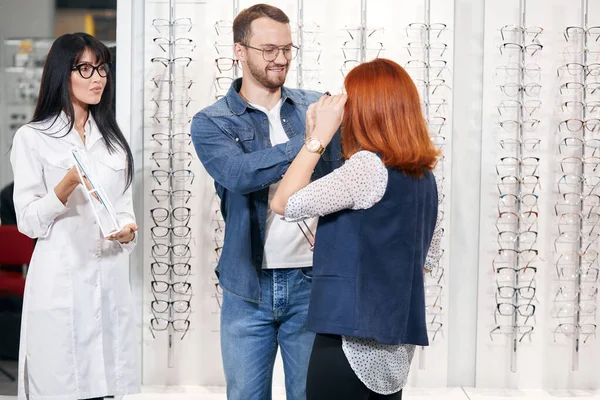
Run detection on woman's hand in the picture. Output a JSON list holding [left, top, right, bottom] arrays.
[[310, 94, 347, 146], [54, 166, 85, 204], [106, 223, 138, 244]]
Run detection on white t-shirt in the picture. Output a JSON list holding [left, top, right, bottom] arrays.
[[249, 99, 317, 269]]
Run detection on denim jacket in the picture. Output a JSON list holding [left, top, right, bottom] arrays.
[[191, 78, 343, 302]]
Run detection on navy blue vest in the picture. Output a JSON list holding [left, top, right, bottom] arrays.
[[306, 167, 438, 346]]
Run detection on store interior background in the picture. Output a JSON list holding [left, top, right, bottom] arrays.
[[1, 0, 600, 399]]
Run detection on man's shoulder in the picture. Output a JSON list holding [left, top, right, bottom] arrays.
[[195, 97, 234, 119], [285, 87, 322, 106]]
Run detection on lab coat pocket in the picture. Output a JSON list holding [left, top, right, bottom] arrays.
[[43, 155, 73, 189], [96, 153, 127, 199], [26, 308, 76, 397]]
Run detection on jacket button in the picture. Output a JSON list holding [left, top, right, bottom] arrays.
[[282, 119, 287, 123]]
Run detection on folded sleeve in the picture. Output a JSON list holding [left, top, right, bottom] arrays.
[[114, 170, 137, 254], [10, 127, 68, 239]]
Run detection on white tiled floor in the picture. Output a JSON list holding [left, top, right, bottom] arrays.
[[1, 387, 599, 399]]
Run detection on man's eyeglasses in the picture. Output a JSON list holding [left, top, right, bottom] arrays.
[[241, 43, 299, 62], [72, 62, 110, 79]]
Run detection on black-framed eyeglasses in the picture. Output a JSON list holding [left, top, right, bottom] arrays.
[[151, 299, 191, 313], [150, 316, 191, 339], [151, 260, 191, 276], [150, 207, 191, 224], [496, 283, 536, 300], [151, 280, 192, 295], [495, 303, 536, 317], [72, 62, 110, 79], [241, 43, 299, 62], [151, 225, 191, 239]]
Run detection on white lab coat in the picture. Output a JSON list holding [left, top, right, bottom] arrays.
[[10, 113, 140, 400]]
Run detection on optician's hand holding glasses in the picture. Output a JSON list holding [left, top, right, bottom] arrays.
[[305, 93, 347, 147]]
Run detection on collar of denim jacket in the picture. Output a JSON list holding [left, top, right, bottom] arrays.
[[226, 77, 300, 116]]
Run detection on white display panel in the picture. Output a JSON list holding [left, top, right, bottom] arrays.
[[475, 0, 600, 390], [133, 0, 454, 388]]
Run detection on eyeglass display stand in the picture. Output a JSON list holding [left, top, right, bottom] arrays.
[[505, 0, 530, 374], [210, 0, 240, 301], [296, 0, 305, 87], [154, 0, 179, 369], [417, 0, 432, 371], [233, 0, 239, 79], [359, 0, 368, 63], [568, 0, 588, 373]]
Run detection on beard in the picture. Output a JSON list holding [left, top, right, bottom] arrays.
[[246, 58, 289, 89]]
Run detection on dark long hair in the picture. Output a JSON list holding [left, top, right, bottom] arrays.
[[32, 32, 133, 189]]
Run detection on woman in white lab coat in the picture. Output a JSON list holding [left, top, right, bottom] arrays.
[[10, 33, 139, 400]]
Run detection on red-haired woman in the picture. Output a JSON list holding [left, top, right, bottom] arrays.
[[272, 58, 442, 399]]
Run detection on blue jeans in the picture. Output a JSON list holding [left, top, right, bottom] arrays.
[[220, 267, 315, 400]]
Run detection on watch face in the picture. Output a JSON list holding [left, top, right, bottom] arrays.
[[307, 138, 320, 152]]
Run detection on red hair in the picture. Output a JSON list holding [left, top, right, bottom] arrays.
[[342, 58, 440, 177]]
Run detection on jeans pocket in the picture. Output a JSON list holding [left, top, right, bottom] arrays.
[[299, 267, 313, 282]]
